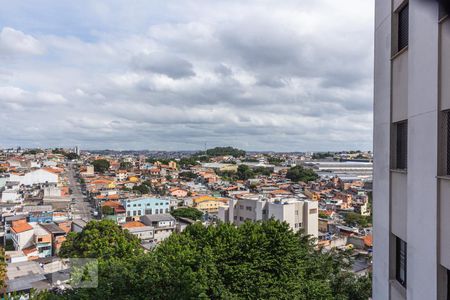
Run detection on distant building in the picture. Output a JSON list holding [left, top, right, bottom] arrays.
[[140, 214, 176, 243], [193, 195, 228, 213], [218, 196, 318, 238], [121, 197, 170, 219]]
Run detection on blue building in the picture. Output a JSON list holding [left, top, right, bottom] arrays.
[[121, 197, 170, 218], [23, 205, 53, 223]]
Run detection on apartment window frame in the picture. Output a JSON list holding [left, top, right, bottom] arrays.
[[396, 237, 407, 288], [392, 121, 408, 170], [396, 3, 409, 53], [439, 2, 449, 21]]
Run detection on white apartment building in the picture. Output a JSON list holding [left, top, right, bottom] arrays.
[[218, 195, 318, 238], [374, 1, 449, 299]]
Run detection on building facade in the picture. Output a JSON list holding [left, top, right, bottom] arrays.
[[374, 1, 449, 298], [121, 197, 170, 218], [218, 196, 318, 238]]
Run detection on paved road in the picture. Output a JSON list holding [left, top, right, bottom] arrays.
[[67, 162, 92, 221]]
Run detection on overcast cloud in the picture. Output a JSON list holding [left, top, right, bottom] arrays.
[[0, 0, 374, 151]]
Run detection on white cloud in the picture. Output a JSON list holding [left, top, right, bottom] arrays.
[[0, 0, 374, 151], [0, 27, 45, 56]]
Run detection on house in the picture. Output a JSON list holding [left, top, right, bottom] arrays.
[[22, 205, 53, 223], [71, 219, 88, 233], [122, 221, 154, 242], [193, 195, 228, 213], [10, 219, 34, 252], [40, 223, 67, 255], [140, 214, 176, 243], [169, 187, 188, 198], [10, 221, 52, 258], [101, 200, 126, 223]]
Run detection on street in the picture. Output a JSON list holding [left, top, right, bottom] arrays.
[[67, 162, 92, 220]]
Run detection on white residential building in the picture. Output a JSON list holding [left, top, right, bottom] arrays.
[[374, 0, 450, 299], [218, 196, 318, 238]]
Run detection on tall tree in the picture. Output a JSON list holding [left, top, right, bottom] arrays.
[[92, 159, 110, 173], [50, 220, 371, 300], [59, 220, 142, 260], [286, 165, 319, 182]]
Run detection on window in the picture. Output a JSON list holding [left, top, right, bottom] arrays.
[[394, 121, 408, 169], [165, 208, 169, 213], [439, 2, 449, 20], [447, 268, 450, 300], [133, 211, 137, 216], [444, 111, 450, 175], [145, 209, 152, 215], [397, 4, 409, 52], [239, 216, 244, 221], [262, 209, 267, 215], [127, 211, 131, 217], [160, 209, 163, 214], [138, 210, 141, 216], [246, 206, 252, 211], [239, 205, 244, 209], [396, 237, 407, 287], [233, 216, 237, 220], [133, 204, 136, 207]]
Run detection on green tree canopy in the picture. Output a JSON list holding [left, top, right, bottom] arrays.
[[59, 220, 143, 260], [171, 207, 203, 221], [237, 164, 254, 180], [92, 159, 110, 173], [344, 212, 371, 228], [205, 146, 246, 158], [0, 247, 6, 291], [66, 152, 79, 160], [132, 184, 150, 194], [42, 220, 371, 300], [286, 166, 319, 182]]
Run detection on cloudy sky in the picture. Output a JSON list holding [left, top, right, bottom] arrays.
[[0, 0, 374, 152]]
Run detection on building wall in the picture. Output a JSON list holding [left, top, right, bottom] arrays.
[[374, 0, 445, 299], [122, 198, 170, 217], [373, 0, 396, 298]]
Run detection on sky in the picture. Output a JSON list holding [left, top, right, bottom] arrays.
[[0, 0, 374, 152]]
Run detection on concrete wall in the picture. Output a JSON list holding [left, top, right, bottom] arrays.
[[392, 51, 409, 122], [373, 0, 393, 298], [391, 172, 407, 241], [406, 1, 439, 299]]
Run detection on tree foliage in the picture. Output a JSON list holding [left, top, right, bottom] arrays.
[[59, 220, 142, 260], [132, 184, 150, 195], [286, 166, 319, 182], [237, 164, 254, 180], [205, 147, 245, 158], [344, 212, 371, 228], [66, 152, 79, 160], [0, 247, 6, 292], [92, 159, 110, 173], [171, 207, 203, 221], [49, 220, 371, 300]]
